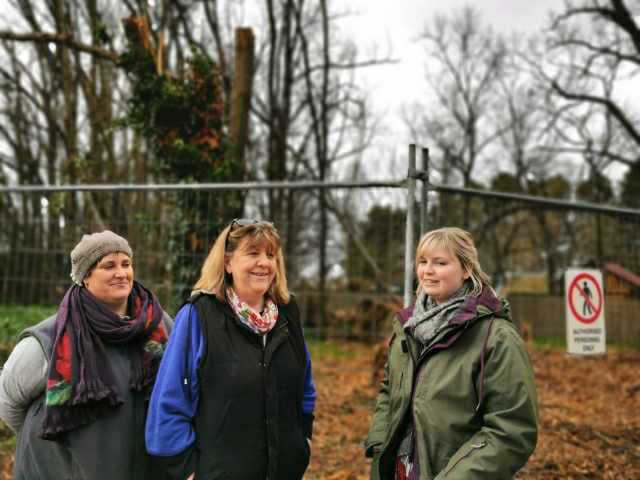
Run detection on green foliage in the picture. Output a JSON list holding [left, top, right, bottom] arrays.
[[118, 37, 245, 305], [93, 21, 112, 45], [0, 305, 57, 364], [532, 336, 640, 350], [490, 172, 522, 193], [621, 162, 640, 208], [307, 339, 359, 359], [532, 337, 566, 349], [0, 305, 57, 343], [344, 205, 406, 291], [576, 172, 614, 203], [528, 174, 571, 198], [0, 429, 15, 465], [119, 44, 234, 182]]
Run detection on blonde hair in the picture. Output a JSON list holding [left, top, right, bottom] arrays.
[[193, 221, 290, 304], [415, 227, 492, 297]]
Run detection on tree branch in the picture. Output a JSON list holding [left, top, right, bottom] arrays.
[[551, 80, 640, 146], [538, 145, 637, 166], [551, 38, 640, 66], [0, 30, 119, 63]]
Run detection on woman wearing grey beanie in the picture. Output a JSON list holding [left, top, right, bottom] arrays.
[[0, 230, 173, 480]]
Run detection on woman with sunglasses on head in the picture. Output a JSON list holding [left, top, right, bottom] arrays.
[[146, 219, 316, 480], [365, 227, 538, 479], [0, 230, 172, 480]]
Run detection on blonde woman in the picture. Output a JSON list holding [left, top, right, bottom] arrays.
[[146, 219, 316, 480], [365, 227, 538, 479]]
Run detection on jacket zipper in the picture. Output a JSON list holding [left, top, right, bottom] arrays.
[[372, 341, 414, 475], [262, 322, 289, 480], [262, 333, 268, 480]]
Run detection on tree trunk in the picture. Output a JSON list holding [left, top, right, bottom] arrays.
[[228, 28, 254, 180]]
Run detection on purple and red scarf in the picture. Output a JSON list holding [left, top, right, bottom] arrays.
[[41, 281, 168, 439]]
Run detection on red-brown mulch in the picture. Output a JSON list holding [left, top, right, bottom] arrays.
[[1, 344, 639, 479], [305, 343, 640, 479]]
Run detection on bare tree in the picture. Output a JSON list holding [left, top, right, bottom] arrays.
[[407, 7, 508, 227], [0, 0, 388, 308], [544, 0, 640, 167], [238, 0, 388, 326]]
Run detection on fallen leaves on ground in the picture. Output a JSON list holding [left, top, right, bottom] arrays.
[[305, 342, 379, 480], [1, 344, 638, 479], [518, 347, 640, 479], [306, 343, 640, 480]]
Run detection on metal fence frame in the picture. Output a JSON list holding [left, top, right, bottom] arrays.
[[0, 176, 410, 338], [403, 144, 640, 307], [3, 142, 640, 320]]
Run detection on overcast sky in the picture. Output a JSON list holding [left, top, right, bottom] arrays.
[[338, 1, 561, 143]]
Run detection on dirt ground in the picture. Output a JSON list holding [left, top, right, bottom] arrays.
[[305, 343, 640, 480], [1, 343, 639, 479]]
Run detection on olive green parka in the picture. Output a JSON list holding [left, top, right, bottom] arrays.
[[365, 288, 538, 479]]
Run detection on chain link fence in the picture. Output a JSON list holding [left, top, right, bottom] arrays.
[[2, 168, 640, 346], [405, 149, 640, 348], [0, 181, 407, 342]]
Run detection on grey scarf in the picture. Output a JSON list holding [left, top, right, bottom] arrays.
[[405, 282, 472, 346]]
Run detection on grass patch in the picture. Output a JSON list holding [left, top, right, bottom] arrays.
[[0, 305, 57, 344], [0, 434, 15, 452], [308, 339, 361, 360], [532, 337, 566, 349], [0, 305, 57, 363], [532, 336, 640, 351]]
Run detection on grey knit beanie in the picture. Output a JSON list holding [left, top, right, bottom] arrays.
[[70, 230, 133, 285]]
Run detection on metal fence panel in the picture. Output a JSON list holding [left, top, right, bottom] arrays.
[[415, 186, 640, 347], [2, 177, 640, 346], [0, 185, 407, 341]]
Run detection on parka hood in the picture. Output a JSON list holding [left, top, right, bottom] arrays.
[[450, 287, 510, 325]]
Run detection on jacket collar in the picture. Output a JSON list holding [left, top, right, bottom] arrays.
[[397, 287, 505, 328], [449, 287, 503, 326]]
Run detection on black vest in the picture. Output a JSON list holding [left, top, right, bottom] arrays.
[[192, 295, 309, 480]]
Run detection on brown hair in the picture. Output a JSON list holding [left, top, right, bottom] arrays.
[[193, 221, 290, 304], [415, 227, 492, 296]]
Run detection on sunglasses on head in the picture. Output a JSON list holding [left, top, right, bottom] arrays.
[[225, 219, 275, 250], [229, 218, 274, 230]]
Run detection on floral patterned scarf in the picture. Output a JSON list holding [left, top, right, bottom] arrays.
[[226, 287, 278, 334], [41, 281, 168, 439]]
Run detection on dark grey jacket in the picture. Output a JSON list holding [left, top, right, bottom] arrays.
[[12, 312, 172, 480]]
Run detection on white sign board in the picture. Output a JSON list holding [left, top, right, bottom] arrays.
[[565, 268, 606, 355]]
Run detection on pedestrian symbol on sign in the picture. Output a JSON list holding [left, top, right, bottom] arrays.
[[568, 272, 602, 324], [581, 281, 593, 316]]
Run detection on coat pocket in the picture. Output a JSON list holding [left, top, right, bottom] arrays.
[[443, 440, 487, 477]]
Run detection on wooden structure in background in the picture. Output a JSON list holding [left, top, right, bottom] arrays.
[[603, 262, 640, 297]]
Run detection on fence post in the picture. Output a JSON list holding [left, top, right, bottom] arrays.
[[404, 144, 417, 308], [420, 147, 429, 235]]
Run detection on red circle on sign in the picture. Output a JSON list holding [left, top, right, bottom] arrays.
[[568, 273, 602, 324]]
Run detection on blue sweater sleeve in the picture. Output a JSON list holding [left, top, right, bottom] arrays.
[[302, 340, 316, 439], [146, 304, 204, 456], [302, 341, 316, 415]]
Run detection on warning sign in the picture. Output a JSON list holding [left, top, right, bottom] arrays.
[[565, 269, 606, 355]]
